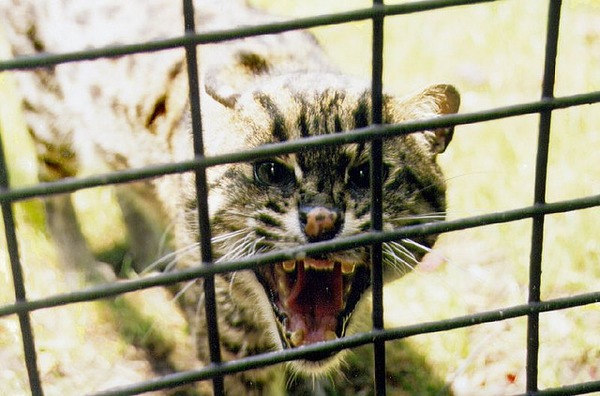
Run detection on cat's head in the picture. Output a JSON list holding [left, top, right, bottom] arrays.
[[200, 73, 459, 373]]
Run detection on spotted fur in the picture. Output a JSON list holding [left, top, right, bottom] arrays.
[[1, 0, 459, 394]]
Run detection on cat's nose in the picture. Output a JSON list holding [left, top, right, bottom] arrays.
[[299, 206, 344, 242]]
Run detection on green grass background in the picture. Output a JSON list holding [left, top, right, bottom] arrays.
[[1, 0, 599, 394]]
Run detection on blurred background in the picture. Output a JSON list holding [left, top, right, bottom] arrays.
[[1, 0, 599, 394]]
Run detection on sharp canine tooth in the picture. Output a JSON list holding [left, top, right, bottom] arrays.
[[325, 330, 337, 341], [282, 260, 296, 272], [341, 262, 356, 274], [290, 329, 305, 347]]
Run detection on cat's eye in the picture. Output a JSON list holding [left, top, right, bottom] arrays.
[[254, 161, 295, 188], [348, 163, 389, 189]]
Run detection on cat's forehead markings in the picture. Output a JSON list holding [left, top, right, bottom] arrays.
[[343, 143, 367, 164]]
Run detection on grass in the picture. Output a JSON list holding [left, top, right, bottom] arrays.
[[1, 0, 599, 394]]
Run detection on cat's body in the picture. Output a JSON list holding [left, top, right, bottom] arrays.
[[1, 0, 459, 394]]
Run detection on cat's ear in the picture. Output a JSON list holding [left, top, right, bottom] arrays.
[[204, 51, 272, 108], [393, 84, 460, 154], [204, 74, 241, 109]]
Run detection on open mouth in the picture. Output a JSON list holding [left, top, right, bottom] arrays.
[[255, 256, 370, 354]]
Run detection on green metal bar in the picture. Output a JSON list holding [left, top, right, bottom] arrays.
[[92, 290, 600, 396], [0, 0, 500, 73], [527, 0, 563, 393], [0, 119, 43, 395], [0, 91, 598, 205], [182, 0, 224, 394], [183, 0, 225, 395], [0, 0, 596, 394], [2, 192, 598, 319], [516, 380, 600, 396], [370, 0, 386, 394]]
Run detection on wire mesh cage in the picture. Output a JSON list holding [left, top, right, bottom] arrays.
[[0, 0, 599, 395]]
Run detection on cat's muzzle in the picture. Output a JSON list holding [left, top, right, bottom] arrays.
[[257, 254, 370, 360]]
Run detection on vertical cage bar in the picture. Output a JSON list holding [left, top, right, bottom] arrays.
[[182, 0, 224, 394], [0, 128, 43, 395], [370, 1, 386, 395], [526, 0, 562, 393]]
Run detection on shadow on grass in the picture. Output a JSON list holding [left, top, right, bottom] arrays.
[[345, 341, 452, 396]]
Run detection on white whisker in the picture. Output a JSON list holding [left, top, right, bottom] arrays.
[[214, 227, 266, 263], [401, 238, 433, 253], [390, 212, 447, 223], [218, 238, 254, 262], [171, 279, 198, 303], [387, 238, 449, 275], [156, 215, 180, 258], [141, 242, 200, 275], [211, 228, 251, 243], [383, 241, 420, 275], [228, 272, 237, 296]]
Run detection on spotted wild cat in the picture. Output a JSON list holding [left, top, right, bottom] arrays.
[[1, 0, 459, 394]]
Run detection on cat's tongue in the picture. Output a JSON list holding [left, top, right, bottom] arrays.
[[285, 259, 343, 346]]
